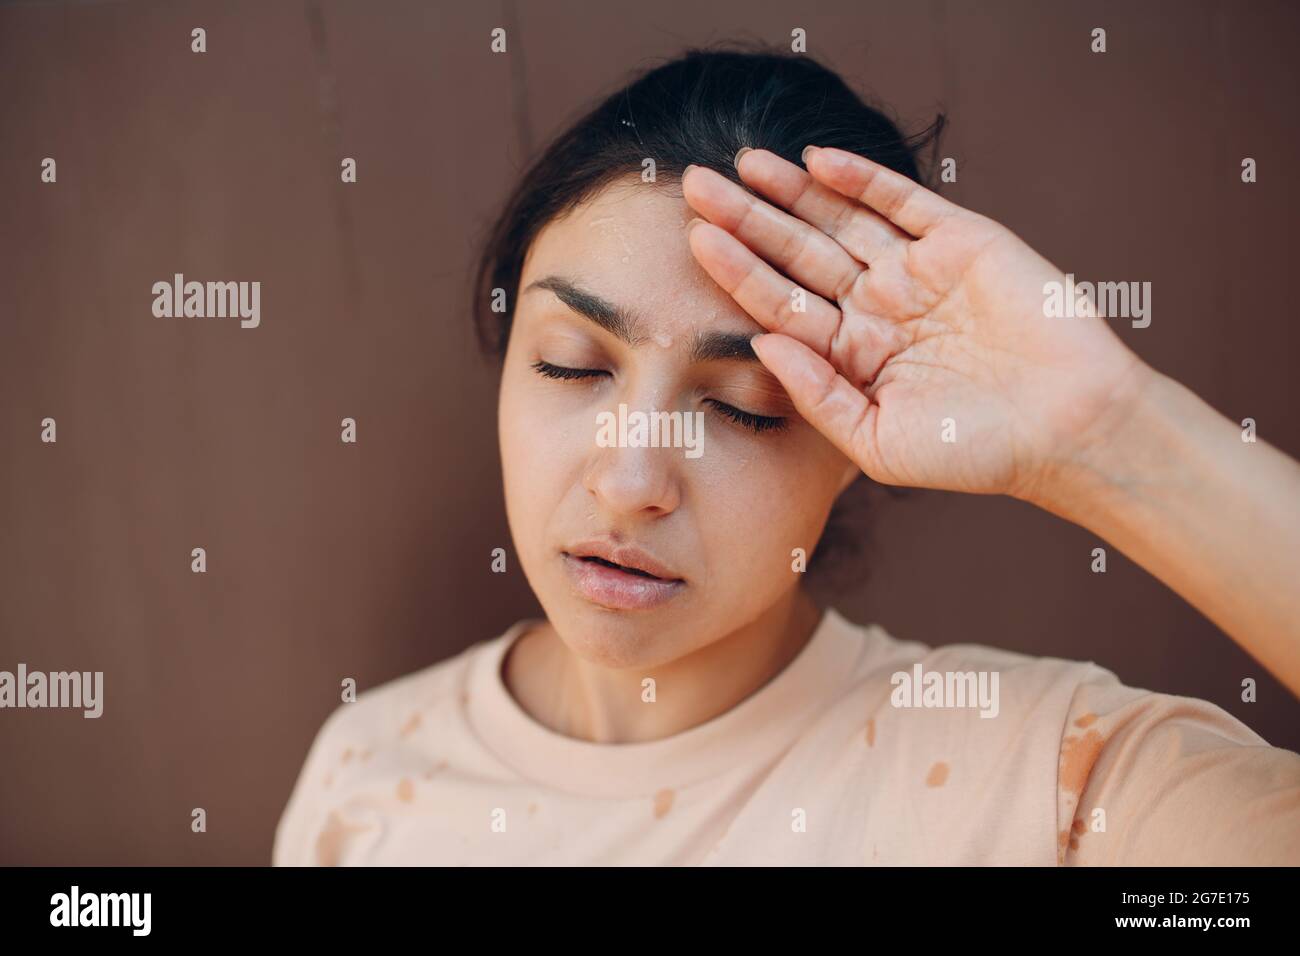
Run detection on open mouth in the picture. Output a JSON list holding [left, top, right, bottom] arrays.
[[575, 555, 667, 580], [560, 547, 686, 610]]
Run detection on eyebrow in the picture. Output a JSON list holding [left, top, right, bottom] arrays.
[[523, 274, 761, 364], [523, 275, 639, 344], [689, 330, 760, 364]]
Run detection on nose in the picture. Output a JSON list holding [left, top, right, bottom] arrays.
[[583, 418, 684, 519]]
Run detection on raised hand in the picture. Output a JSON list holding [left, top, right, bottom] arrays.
[[682, 146, 1150, 501]]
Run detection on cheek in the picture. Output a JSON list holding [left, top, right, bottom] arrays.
[[499, 368, 587, 532], [689, 431, 844, 582]]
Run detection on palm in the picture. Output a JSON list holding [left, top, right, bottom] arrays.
[[843, 217, 1133, 494], [684, 147, 1143, 499]]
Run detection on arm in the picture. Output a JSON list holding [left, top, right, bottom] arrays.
[[1031, 363, 1300, 696]]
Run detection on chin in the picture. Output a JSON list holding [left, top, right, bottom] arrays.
[[546, 598, 697, 671]]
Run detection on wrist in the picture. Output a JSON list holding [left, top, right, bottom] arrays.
[[1017, 356, 1168, 525]]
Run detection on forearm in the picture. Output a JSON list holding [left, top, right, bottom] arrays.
[[1029, 363, 1300, 696]]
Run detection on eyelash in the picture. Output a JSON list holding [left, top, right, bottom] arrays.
[[531, 360, 608, 382], [530, 360, 788, 434], [706, 401, 788, 433]]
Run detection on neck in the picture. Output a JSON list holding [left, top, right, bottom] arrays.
[[501, 588, 824, 744]]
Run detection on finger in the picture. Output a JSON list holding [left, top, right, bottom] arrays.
[[805, 146, 960, 239], [687, 219, 841, 356], [750, 332, 876, 470], [733, 147, 910, 267], [682, 164, 863, 304]]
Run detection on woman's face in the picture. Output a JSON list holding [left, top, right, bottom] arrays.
[[498, 175, 856, 669]]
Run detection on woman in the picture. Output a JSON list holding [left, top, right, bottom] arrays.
[[273, 48, 1300, 866]]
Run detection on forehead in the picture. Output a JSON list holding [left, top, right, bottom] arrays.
[[519, 176, 759, 340]]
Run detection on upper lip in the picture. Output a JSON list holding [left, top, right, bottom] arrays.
[[564, 538, 684, 582]]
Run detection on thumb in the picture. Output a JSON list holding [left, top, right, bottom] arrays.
[[750, 333, 876, 470]]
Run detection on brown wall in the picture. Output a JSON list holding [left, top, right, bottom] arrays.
[[1, 0, 1296, 864]]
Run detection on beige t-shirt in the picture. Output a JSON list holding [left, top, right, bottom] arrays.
[[272, 608, 1300, 865]]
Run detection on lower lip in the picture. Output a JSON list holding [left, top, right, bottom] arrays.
[[562, 553, 686, 611]]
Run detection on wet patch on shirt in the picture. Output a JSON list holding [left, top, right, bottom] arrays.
[[316, 810, 373, 866], [396, 778, 415, 802], [925, 761, 949, 787], [1068, 816, 1085, 852], [864, 717, 876, 747], [653, 788, 675, 818], [1056, 822, 1088, 862], [1059, 729, 1104, 794], [400, 713, 421, 736], [1074, 712, 1098, 728], [422, 759, 449, 779]]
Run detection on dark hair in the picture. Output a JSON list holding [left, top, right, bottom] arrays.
[[471, 44, 942, 590]]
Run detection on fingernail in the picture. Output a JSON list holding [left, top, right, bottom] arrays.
[[733, 146, 753, 169], [801, 144, 819, 165], [686, 216, 706, 231], [683, 163, 699, 177]]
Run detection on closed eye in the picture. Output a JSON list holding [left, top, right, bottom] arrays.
[[533, 361, 787, 434], [531, 360, 610, 381], [705, 399, 788, 434]]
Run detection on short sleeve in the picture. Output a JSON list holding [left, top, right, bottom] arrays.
[[1055, 667, 1300, 865], [272, 703, 352, 866]]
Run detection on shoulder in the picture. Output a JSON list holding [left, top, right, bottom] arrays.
[[853, 624, 1110, 807], [820, 613, 1300, 864], [807, 611, 1109, 804], [830, 611, 1109, 744], [270, 623, 522, 866], [1050, 663, 1300, 865], [743, 613, 1114, 863]]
